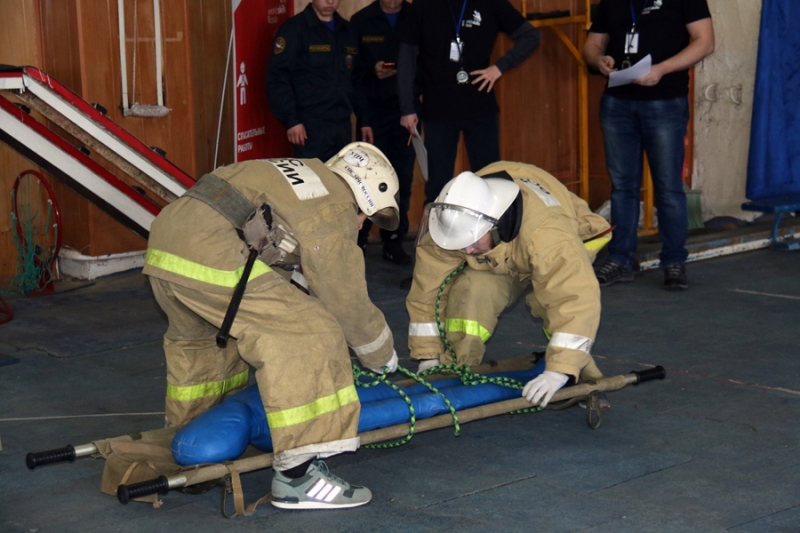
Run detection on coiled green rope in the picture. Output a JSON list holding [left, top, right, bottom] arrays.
[[427, 263, 544, 415], [352, 262, 545, 449], [353, 364, 461, 449]]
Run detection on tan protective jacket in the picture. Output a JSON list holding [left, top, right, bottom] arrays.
[[143, 158, 394, 370], [407, 161, 610, 378]]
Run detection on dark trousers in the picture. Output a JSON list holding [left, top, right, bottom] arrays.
[[291, 120, 352, 162], [358, 106, 416, 246], [423, 113, 500, 204]]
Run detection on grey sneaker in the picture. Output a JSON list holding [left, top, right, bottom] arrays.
[[271, 460, 372, 510], [595, 259, 634, 287]]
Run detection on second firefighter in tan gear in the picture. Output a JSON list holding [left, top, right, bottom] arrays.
[[144, 143, 399, 508], [407, 161, 611, 405]]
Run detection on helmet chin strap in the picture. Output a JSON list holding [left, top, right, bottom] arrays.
[[490, 228, 502, 248]]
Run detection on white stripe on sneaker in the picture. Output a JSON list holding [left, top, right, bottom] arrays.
[[316, 484, 333, 500], [306, 479, 326, 498], [324, 486, 342, 502]]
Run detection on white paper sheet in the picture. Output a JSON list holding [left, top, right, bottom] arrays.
[[411, 126, 428, 182], [607, 54, 652, 88]]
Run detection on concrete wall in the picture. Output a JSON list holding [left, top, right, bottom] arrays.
[[693, 0, 762, 221]]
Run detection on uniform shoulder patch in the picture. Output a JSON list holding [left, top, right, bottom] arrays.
[[274, 37, 286, 55], [268, 159, 330, 200], [519, 178, 561, 207]]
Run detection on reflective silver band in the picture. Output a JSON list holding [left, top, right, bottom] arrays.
[[167, 474, 188, 489], [409, 322, 439, 337], [74, 444, 99, 457], [351, 323, 390, 356], [549, 332, 593, 354]]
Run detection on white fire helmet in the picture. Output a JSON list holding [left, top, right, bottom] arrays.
[[428, 171, 520, 251], [326, 142, 400, 231]]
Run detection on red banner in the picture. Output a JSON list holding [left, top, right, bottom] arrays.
[[232, 0, 293, 161]]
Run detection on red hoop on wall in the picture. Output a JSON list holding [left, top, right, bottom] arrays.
[[12, 169, 63, 294]]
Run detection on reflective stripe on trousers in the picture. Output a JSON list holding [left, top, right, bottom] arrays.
[[267, 385, 359, 429], [166, 369, 250, 402]]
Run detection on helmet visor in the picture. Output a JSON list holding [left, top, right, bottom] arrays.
[[427, 203, 497, 251], [368, 206, 400, 231]]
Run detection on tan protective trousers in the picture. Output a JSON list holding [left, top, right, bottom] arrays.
[[149, 273, 360, 470], [441, 268, 603, 381]]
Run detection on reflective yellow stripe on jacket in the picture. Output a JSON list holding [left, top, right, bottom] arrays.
[[584, 235, 611, 253], [166, 369, 250, 402], [445, 318, 492, 343], [145, 249, 272, 287], [267, 385, 359, 429]]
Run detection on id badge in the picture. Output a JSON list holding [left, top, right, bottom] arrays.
[[624, 33, 639, 55], [449, 40, 462, 62]]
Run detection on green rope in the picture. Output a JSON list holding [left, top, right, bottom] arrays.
[[429, 263, 544, 415], [353, 364, 461, 448], [351, 262, 551, 450], [7, 186, 57, 295]]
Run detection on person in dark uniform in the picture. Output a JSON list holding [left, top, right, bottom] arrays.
[[265, 0, 368, 161], [396, 0, 540, 205], [351, 0, 417, 264]]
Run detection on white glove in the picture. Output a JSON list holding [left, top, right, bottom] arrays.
[[522, 371, 569, 407], [417, 358, 440, 373], [370, 350, 398, 374]]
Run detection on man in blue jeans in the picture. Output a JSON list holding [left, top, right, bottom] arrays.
[[584, 0, 714, 290]]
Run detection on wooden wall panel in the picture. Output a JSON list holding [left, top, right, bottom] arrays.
[[188, 0, 234, 173], [0, 0, 43, 280], [31, 0, 202, 256], [36, 0, 95, 254], [0, 0, 40, 278], [0, 0, 614, 271], [109, 0, 197, 176], [587, 70, 610, 209]]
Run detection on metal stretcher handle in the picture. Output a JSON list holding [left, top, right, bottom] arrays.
[[631, 365, 666, 384], [26, 445, 76, 469], [216, 249, 258, 348], [26, 443, 98, 469], [117, 476, 170, 504]]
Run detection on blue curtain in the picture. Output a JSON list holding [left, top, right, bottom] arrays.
[[746, 0, 800, 200]]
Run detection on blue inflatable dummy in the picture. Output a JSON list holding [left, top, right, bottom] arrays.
[[172, 359, 546, 466]]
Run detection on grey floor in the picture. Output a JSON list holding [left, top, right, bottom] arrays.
[[1, 237, 800, 532]]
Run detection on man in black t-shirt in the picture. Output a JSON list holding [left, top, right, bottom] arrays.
[[584, 0, 714, 290], [396, 0, 540, 205]]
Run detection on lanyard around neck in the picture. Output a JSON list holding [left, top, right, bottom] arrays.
[[448, 0, 468, 40], [628, 0, 652, 33]]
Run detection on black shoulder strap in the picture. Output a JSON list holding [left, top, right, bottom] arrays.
[[183, 174, 256, 229]]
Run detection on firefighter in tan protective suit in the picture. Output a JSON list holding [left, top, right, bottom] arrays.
[[143, 143, 399, 510], [407, 161, 612, 408]]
